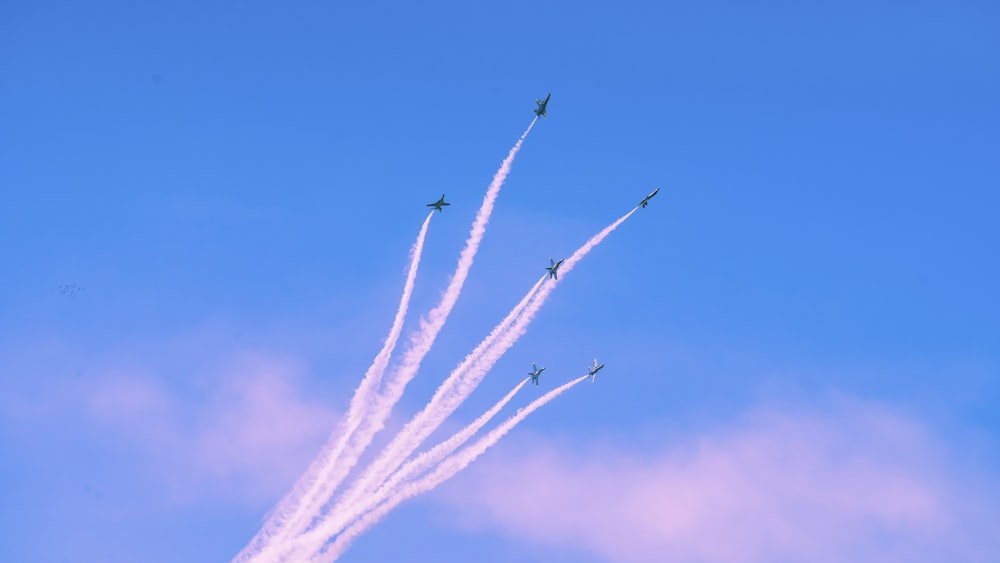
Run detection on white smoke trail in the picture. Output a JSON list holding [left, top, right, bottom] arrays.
[[332, 207, 637, 517], [277, 274, 546, 560], [295, 207, 637, 560], [234, 212, 434, 562], [318, 375, 591, 562], [375, 377, 531, 500], [323, 276, 546, 516], [285, 377, 533, 557], [253, 118, 538, 562]]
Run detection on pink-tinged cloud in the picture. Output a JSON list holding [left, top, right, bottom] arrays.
[[83, 353, 339, 506], [192, 355, 340, 496], [441, 399, 1000, 563]]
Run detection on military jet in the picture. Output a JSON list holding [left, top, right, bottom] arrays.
[[587, 358, 605, 382], [426, 194, 450, 212], [545, 257, 564, 280], [639, 187, 660, 208], [528, 363, 545, 386], [534, 93, 551, 118]]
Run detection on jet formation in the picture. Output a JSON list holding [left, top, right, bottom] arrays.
[[528, 363, 545, 386], [427, 94, 641, 389], [426, 194, 450, 212], [524, 360, 607, 386]]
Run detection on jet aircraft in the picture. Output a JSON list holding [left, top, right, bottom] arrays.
[[545, 257, 564, 280], [534, 93, 551, 118], [528, 363, 545, 386], [587, 358, 605, 382], [426, 194, 450, 212], [639, 187, 660, 208]]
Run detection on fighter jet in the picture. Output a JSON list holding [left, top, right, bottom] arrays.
[[545, 257, 564, 280], [639, 187, 660, 208], [534, 93, 551, 118], [426, 194, 450, 212], [587, 358, 605, 382], [528, 363, 545, 386]]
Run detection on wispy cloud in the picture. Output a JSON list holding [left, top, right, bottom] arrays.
[[188, 355, 341, 502], [441, 398, 1000, 563], [4, 350, 340, 507]]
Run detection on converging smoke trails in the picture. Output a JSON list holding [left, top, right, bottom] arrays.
[[376, 377, 531, 500], [232, 95, 653, 561], [243, 119, 538, 563], [283, 378, 533, 559], [347, 207, 639, 506], [289, 207, 638, 560], [234, 212, 434, 562], [323, 275, 547, 518], [318, 375, 591, 562], [290, 378, 530, 556], [298, 118, 538, 517]]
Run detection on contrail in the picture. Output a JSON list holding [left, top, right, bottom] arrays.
[[281, 378, 533, 560], [321, 275, 547, 519], [234, 212, 434, 562], [375, 378, 531, 500], [251, 118, 539, 562], [332, 207, 638, 517], [318, 375, 591, 562], [297, 207, 638, 560]]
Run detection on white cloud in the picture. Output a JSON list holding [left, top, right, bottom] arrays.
[[440, 398, 999, 563], [191, 354, 340, 501], [0, 351, 338, 509], [57, 351, 340, 506]]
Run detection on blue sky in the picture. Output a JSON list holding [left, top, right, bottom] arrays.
[[2, 1, 999, 561]]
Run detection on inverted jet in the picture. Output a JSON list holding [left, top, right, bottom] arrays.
[[528, 363, 545, 386], [587, 358, 605, 382]]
